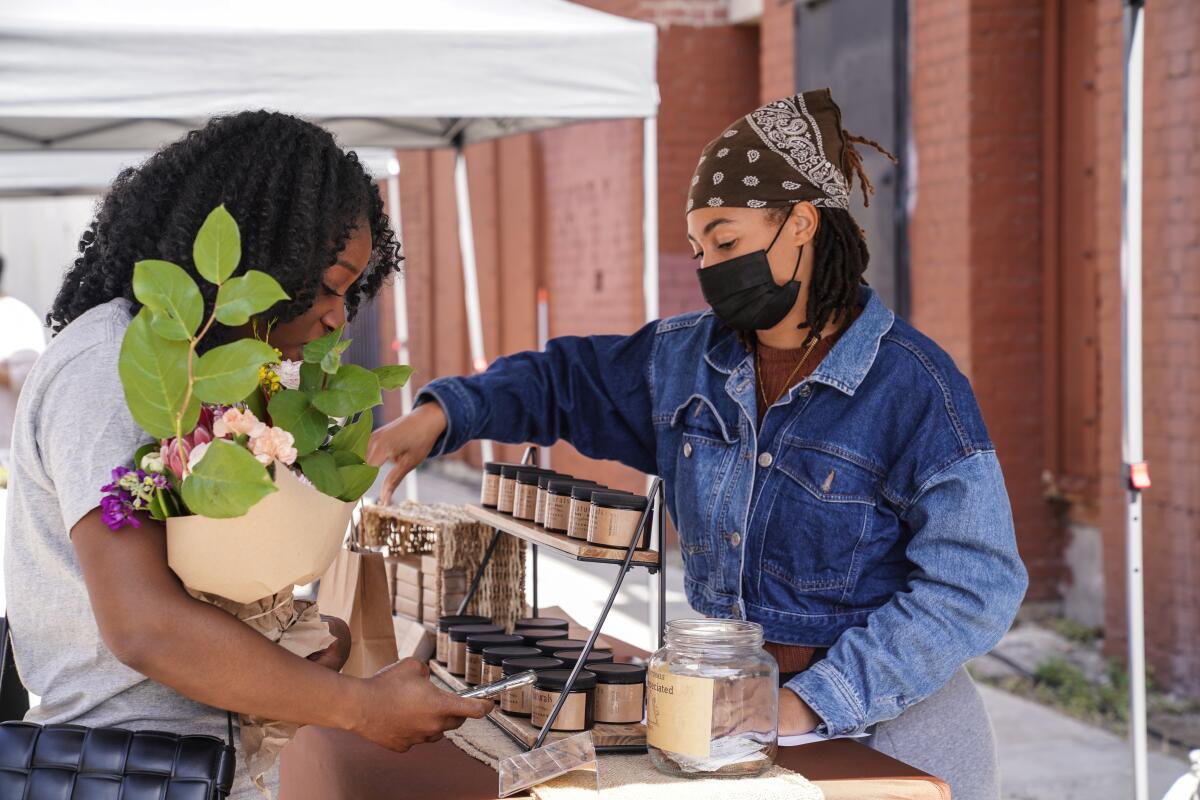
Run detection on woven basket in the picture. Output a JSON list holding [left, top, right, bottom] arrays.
[[360, 501, 525, 631]]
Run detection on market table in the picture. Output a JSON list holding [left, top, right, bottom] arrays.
[[279, 608, 951, 799]]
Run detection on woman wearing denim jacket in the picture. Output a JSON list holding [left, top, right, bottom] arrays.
[[370, 89, 1028, 799]]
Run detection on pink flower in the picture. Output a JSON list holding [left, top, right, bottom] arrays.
[[214, 408, 267, 440], [160, 406, 216, 477], [250, 426, 298, 467]]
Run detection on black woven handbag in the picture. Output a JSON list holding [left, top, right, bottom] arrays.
[[0, 618, 236, 799]]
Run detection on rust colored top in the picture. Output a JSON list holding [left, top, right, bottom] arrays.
[[754, 305, 863, 426]]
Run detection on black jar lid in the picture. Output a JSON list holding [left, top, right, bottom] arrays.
[[588, 663, 648, 685], [547, 642, 613, 656], [499, 465, 526, 480], [589, 491, 649, 512], [546, 479, 600, 497], [482, 645, 543, 665], [538, 473, 574, 490], [467, 633, 525, 653], [502, 656, 564, 676], [535, 638, 604, 656], [535, 669, 597, 692], [553, 649, 615, 667], [514, 617, 569, 631], [449, 623, 503, 642], [513, 629, 573, 647], [484, 461, 523, 475], [516, 468, 557, 486], [437, 614, 490, 632], [570, 484, 615, 501]]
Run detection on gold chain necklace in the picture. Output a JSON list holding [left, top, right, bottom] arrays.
[[756, 336, 820, 410]]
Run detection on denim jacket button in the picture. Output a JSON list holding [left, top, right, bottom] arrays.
[[799, 383, 812, 397], [728, 531, 742, 547], [758, 452, 773, 468], [683, 442, 693, 458], [729, 603, 740, 618]]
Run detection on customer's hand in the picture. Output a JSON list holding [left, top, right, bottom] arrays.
[[352, 658, 492, 752], [779, 688, 820, 736], [366, 402, 448, 505], [308, 615, 352, 672]]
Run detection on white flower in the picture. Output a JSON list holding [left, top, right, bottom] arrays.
[[743, 176, 760, 186], [276, 360, 302, 391], [140, 451, 164, 473], [251, 427, 298, 467], [707, 197, 724, 207], [187, 441, 211, 471]]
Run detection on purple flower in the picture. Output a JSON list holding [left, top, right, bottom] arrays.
[[99, 492, 141, 531]]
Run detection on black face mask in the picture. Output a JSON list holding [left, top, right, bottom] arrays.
[[696, 216, 803, 331]]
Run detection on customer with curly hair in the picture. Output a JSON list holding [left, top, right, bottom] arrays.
[[6, 110, 490, 799]]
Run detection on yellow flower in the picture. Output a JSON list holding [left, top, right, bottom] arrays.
[[259, 365, 282, 396]]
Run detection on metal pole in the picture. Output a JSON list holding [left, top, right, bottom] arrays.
[[642, 114, 662, 651], [1120, 4, 1149, 800], [385, 170, 419, 503], [453, 140, 494, 464]]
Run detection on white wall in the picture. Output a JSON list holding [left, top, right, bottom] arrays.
[[0, 196, 100, 325]]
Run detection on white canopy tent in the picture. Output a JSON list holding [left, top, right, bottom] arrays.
[[0, 0, 660, 515]]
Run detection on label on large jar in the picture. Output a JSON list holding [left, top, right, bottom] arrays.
[[646, 665, 714, 758]]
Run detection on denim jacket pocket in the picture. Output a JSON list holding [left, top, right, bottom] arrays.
[[670, 395, 738, 564], [759, 441, 879, 604]]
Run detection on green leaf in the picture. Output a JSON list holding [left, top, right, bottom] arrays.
[[336, 464, 379, 502], [299, 362, 324, 396], [119, 309, 198, 440], [268, 390, 328, 456], [320, 339, 351, 375], [242, 384, 268, 422], [193, 205, 241, 285], [214, 270, 289, 326], [329, 409, 372, 461], [181, 440, 277, 518], [132, 260, 204, 341], [373, 364, 414, 391], [302, 325, 345, 365], [299, 451, 344, 498], [312, 364, 381, 418], [193, 339, 280, 405], [332, 450, 362, 467]]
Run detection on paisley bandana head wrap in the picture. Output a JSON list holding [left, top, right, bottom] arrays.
[[687, 88, 895, 214]]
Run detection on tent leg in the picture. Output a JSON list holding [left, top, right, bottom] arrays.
[[453, 142, 494, 465], [1121, 5, 1148, 800], [386, 173, 419, 503], [642, 115, 661, 651]]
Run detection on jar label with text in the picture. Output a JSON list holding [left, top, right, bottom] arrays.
[[647, 665, 714, 758]]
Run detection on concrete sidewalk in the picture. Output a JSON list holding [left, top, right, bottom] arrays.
[[405, 464, 1191, 799]]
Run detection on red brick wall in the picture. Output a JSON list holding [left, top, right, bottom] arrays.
[[1097, 0, 1200, 694], [760, 0, 795, 102], [910, 0, 1066, 603]]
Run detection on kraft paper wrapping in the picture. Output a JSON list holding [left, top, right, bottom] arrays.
[[166, 463, 355, 604], [195, 588, 337, 799]]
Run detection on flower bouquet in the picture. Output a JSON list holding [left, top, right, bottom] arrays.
[[101, 205, 411, 791]]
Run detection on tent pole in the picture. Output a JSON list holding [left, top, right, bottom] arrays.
[[1120, 4, 1148, 800], [642, 114, 661, 650], [454, 140, 494, 465], [386, 171, 419, 503]]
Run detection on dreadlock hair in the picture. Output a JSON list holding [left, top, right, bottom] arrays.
[[49, 110, 403, 348], [751, 130, 897, 349]]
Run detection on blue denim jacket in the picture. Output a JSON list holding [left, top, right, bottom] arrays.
[[418, 287, 1028, 735]]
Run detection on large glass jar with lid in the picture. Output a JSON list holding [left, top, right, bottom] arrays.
[[645, 619, 779, 778]]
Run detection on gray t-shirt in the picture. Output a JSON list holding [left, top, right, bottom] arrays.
[[4, 299, 269, 798]]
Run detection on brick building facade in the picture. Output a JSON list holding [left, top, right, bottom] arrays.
[[375, 1, 1200, 696]]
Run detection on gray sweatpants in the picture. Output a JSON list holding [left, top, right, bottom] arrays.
[[864, 667, 1000, 800]]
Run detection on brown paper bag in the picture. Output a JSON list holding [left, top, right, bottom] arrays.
[[393, 614, 435, 662], [318, 547, 399, 678]]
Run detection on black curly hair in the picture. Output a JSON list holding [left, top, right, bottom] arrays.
[[49, 110, 403, 346]]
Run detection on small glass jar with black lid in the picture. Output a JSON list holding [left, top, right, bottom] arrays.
[[436, 614, 490, 665], [543, 479, 600, 533], [587, 491, 651, 549], [590, 663, 648, 724], [465, 633, 524, 685], [500, 656, 564, 717], [481, 646, 543, 685], [496, 465, 525, 514], [552, 649, 615, 670], [531, 669, 597, 732], [513, 469, 557, 521], [447, 623, 502, 676], [481, 462, 520, 509], [536, 638, 612, 658]]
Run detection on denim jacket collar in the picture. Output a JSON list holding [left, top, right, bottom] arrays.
[[703, 286, 894, 396]]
